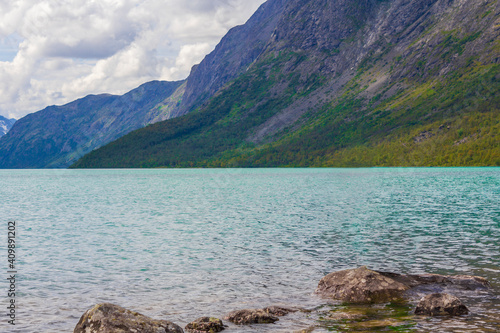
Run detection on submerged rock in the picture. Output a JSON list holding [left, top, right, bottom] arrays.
[[415, 293, 469, 316], [377, 271, 490, 290], [73, 303, 183, 333], [185, 317, 225, 332], [223, 309, 279, 325], [263, 305, 298, 316], [316, 266, 410, 303]]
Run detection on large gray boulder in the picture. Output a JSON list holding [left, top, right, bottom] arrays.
[[415, 293, 469, 316], [315, 266, 410, 303], [74, 303, 184, 333]]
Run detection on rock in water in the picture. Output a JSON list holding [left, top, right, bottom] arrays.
[[377, 271, 490, 290], [316, 266, 409, 303], [185, 317, 225, 332], [223, 309, 279, 325], [415, 293, 469, 316], [263, 305, 297, 316], [73, 303, 184, 333]]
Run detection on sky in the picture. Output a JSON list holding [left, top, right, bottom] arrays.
[[0, 0, 267, 120]]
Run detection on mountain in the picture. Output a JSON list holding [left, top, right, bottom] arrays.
[[0, 0, 290, 169], [0, 80, 183, 168], [0, 116, 16, 137], [175, 0, 288, 117], [72, 0, 500, 168]]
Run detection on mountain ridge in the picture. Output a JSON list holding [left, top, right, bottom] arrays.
[[0, 80, 183, 168], [0, 0, 288, 168], [176, 0, 289, 117], [72, 0, 500, 168]]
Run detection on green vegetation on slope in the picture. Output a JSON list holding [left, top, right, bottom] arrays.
[[71, 0, 500, 169], [72, 58, 499, 168], [71, 51, 327, 168], [212, 64, 500, 167]]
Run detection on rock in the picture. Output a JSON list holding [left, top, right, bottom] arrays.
[[73, 303, 184, 333], [442, 274, 490, 290], [185, 317, 225, 333], [415, 293, 469, 316], [326, 309, 368, 321], [263, 305, 297, 316], [377, 271, 490, 290], [316, 266, 409, 303], [223, 309, 279, 325]]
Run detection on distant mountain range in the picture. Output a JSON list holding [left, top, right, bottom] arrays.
[[0, 116, 16, 137], [1, 0, 499, 168], [0, 81, 183, 168]]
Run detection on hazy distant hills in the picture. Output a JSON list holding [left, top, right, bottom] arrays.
[[1, 0, 499, 168], [0, 116, 16, 137], [0, 81, 183, 168], [73, 0, 500, 168]]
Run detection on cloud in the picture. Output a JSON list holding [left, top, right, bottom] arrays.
[[0, 0, 266, 119]]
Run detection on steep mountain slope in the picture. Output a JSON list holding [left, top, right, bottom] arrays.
[[0, 80, 183, 168], [0, 0, 288, 169], [0, 116, 16, 137], [74, 0, 500, 167], [72, 0, 500, 168], [176, 0, 288, 117]]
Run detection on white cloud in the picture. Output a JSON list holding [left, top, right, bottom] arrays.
[[0, 0, 266, 119]]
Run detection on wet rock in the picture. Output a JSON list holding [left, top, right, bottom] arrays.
[[185, 317, 225, 333], [326, 309, 368, 321], [263, 305, 297, 316], [444, 274, 490, 289], [355, 318, 411, 329], [377, 271, 490, 290], [223, 309, 279, 325], [74, 303, 184, 333], [415, 293, 469, 316], [316, 266, 409, 303]]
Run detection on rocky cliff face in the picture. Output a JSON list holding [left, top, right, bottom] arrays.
[[0, 80, 183, 168], [245, 0, 499, 142], [176, 0, 288, 116], [72, 0, 499, 168]]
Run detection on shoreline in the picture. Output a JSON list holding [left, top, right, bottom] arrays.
[[74, 267, 497, 333]]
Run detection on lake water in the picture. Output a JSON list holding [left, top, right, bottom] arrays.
[[1, 168, 499, 332]]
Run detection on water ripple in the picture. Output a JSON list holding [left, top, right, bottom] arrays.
[[0, 168, 499, 332]]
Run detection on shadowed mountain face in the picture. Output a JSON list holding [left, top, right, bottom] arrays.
[[72, 0, 500, 168], [0, 80, 184, 168], [0, 116, 16, 137]]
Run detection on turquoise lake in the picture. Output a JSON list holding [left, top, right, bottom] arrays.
[[1, 168, 499, 332]]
